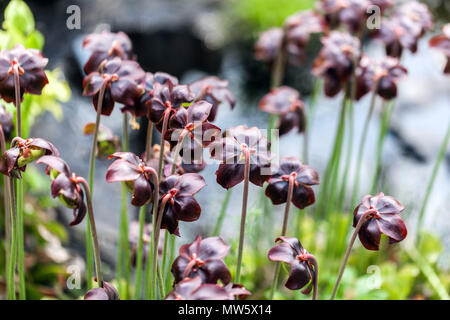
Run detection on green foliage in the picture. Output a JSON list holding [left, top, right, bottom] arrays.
[[231, 0, 316, 32]]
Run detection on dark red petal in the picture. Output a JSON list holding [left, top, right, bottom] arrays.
[[267, 243, 296, 264], [36, 155, 70, 175], [277, 236, 303, 254], [82, 73, 103, 96], [285, 260, 311, 291], [216, 163, 244, 189], [291, 185, 315, 209], [106, 159, 141, 182], [131, 174, 152, 206], [265, 180, 289, 205], [198, 237, 230, 261], [178, 173, 206, 195], [189, 284, 230, 300], [358, 219, 381, 251], [173, 195, 201, 222], [202, 259, 231, 285], [297, 165, 319, 186], [187, 101, 212, 123], [249, 164, 270, 187], [376, 214, 407, 243]]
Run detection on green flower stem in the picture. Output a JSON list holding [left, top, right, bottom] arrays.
[[145, 120, 153, 159], [134, 204, 147, 299], [0, 126, 12, 296], [370, 100, 395, 194], [86, 81, 107, 289], [235, 147, 251, 283], [351, 86, 379, 208], [270, 173, 295, 299], [78, 177, 104, 288], [13, 65, 25, 300], [213, 188, 232, 236], [416, 121, 450, 239], [117, 113, 131, 299], [330, 209, 374, 299], [152, 195, 169, 299], [6, 177, 17, 300]]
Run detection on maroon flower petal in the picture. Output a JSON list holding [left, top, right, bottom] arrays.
[[358, 219, 381, 250], [131, 174, 152, 206], [202, 259, 231, 285], [291, 185, 315, 209], [216, 163, 244, 189], [178, 173, 206, 195], [267, 242, 296, 264], [105, 159, 141, 182], [376, 214, 407, 243], [173, 195, 201, 222], [265, 180, 289, 205], [284, 260, 311, 291], [198, 237, 230, 261]]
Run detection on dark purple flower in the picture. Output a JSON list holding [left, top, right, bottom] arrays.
[[121, 71, 179, 119], [265, 157, 319, 209], [254, 28, 284, 63], [353, 192, 407, 251], [37, 155, 86, 226], [223, 283, 251, 300], [83, 123, 120, 159], [0, 104, 14, 141], [209, 125, 272, 189], [84, 281, 119, 300], [268, 236, 316, 293], [312, 31, 361, 97], [188, 76, 236, 121], [82, 31, 135, 74], [355, 55, 408, 100], [106, 152, 155, 206], [284, 10, 327, 65], [317, 0, 370, 33], [0, 137, 59, 178], [165, 276, 230, 300], [259, 86, 306, 136], [0, 44, 48, 103], [82, 58, 145, 116], [429, 24, 450, 74], [148, 80, 195, 130], [165, 101, 221, 160], [159, 173, 206, 235], [171, 235, 231, 285], [395, 1, 433, 36]]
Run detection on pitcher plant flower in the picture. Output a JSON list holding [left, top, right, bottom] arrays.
[[83, 123, 120, 159], [429, 24, 450, 74], [106, 152, 157, 206], [188, 76, 236, 122], [84, 281, 119, 300], [331, 193, 406, 299], [0, 104, 14, 141], [0, 137, 59, 178], [268, 236, 318, 299], [317, 0, 370, 33], [0, 44, 48, 104], [312, 31, 361, 97], [82, 57, 145, 116], [165, 276, 230, 300], [82, 30, 135, 74], [171, 235, 231, 285], [259, 86, 306, 136]]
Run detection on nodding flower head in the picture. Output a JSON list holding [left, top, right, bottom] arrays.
[[165, 100, 221, 158], [0, 137, 59, 179], [171, 235, 231, 285], [254, 27, 284, 63], [265, 157, 319, 209], [37, 155, 87, 226], [82, 57, 145, 116], [158, 173, 206, 236], [0, 104, 14, 141], [353, 192, 407, 251], [106, 152, 155, 206], [121, 71, 179, 120], [0, 44, 48, 103], [209, 125, 272, 189], [429, 24, 450, 74], [82, 30, 135, 74], [148, 80, 195, 129], [312, 31, 361, 97], [83, 123, 120, 159], [165, 276, 230, 300], [188, 76, 236, 122], [259, 86, 306, 136], [355, 55, 408, 100], [317, 0, 371, 33], [268, 236, 317, 293], [84, 281, 119, 300]]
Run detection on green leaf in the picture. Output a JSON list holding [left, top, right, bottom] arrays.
[[3, 0, 35, 35], [25, 29, 44, 50]]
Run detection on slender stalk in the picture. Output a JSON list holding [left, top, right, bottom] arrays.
[[145, 120, 153, 159], [13, 65, 25, 300], [235, 147, 251, 283], [351, 87, 379, 207], [213, 188, 232, 236], [0, 126, 11, 295], [157, 110, 171, 179], [117, 113, 131, 299], [330, 210, 374, 299], [270, 173, 295, 299], [6, 177, 17, 300], [306, 254, 319, 300], [416, 121, 450, 239], [370, 100, 394, 194], [134, 205, 147, 299], [270, 28, 287, 89], [86, 81, 107, 289], [78, 178, 103, 288]]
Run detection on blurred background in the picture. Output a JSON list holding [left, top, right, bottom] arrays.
[[0, 0, 449, 299]]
